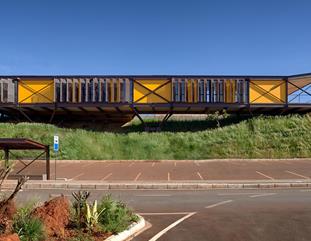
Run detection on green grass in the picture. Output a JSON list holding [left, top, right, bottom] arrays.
[[0, 114, 311, 159], [98, 195, 139, 234], [13, 203, 46, 241]]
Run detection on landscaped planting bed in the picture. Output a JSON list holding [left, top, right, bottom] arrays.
[[0, 191, 139, 241]]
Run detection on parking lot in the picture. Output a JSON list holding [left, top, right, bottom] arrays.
[[13, 159, 311, 181]]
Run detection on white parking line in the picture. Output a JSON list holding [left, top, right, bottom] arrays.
[[197, 172, 204, 180], [174, 162, 177, 167], [218, 192, 262, 196], [128, 162, 135, 167], [194, 162, 200, 166], [256, 171, 274, 180], [205, 200, 233, 209], [250, 193, 276, 198], [148, 212, 196, 241], [139, 212, 193, 215], [151, 162, 156, 167], [168, 172, 171, 181], [101, 173, 112, 180], [134, 172, 142, 181], [285, 170, 310, 179], [71, 173, 84, 180]]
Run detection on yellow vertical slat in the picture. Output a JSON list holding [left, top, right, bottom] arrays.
[[117, 79, 121, 102], [187, 79, 192, 103], [194, 79, 198, 103], [110, 79, 114, 102]]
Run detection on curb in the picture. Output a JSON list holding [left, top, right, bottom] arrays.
[[105, 215, 145, 241], [2, 180, 311, 190]]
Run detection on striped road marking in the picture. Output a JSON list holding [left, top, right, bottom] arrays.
[[71, 173, 84, 180], [218, 192, 263, 196], [101, 173, 112, 180], [285, 170, 310, 179], [148, 212, 196, 241], [250, 193, 276, 198], [134, 172, 142, 181], [205, 200, 233, 209], [256, 171, 274, 180], [139, 212, 192, 215], [197, 172, 204, 180]]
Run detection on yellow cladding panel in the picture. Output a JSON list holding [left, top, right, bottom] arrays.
[[133, 79, 171, 103], [249, 80, 286, 104], [225, 80, 236, 103], [18, 80, 54, 103]]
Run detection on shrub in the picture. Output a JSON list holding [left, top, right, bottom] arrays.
[[84, 200, 105, 231], [13, 205, 45, 241], [98, 195, 138, 234], [72, 191, 90, 228]]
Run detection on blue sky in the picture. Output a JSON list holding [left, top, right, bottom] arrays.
[[0, 0, 310, 75]]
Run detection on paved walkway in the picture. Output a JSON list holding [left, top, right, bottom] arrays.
[[11, 159, 311, 181]]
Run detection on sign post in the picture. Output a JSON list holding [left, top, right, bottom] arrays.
[[53, 135, 59, 180], [54, 136, 59, 152]]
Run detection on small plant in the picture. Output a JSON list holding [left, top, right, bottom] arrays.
[[84, 200, 105, 231], [13, 205, 45, 241], [98, 195, 139, 234], [72, 191, 90, 228]]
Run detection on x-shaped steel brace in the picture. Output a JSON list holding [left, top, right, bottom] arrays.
[[134, 80, 171, 103], [19, 81, 54, 103], [250, 81, 285, 103], [288, 81, 311, 103]]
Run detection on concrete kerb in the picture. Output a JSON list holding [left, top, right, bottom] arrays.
[[104, 215, 145, 241], [3, 180, 311, 190]]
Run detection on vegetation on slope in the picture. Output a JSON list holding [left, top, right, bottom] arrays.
[[0, 114, 310, 160]]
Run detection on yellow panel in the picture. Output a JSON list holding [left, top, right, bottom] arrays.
[[249, 80, 286, 103], [133, 79, 171, 103], [110, 81, 114, 102], [187, 80, 193, 102], [225, 80, 236, 103], [133, 83, 149, 103], [193, 80, 198, 103], [18, 80, 54, 103]]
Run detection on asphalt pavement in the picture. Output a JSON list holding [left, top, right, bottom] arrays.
[[12, 188, 311, 241]]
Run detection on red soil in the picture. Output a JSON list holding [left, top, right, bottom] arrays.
[[0, 233, 20, 241], [31, 196, 70, 238], [0, 200, 16, 234]]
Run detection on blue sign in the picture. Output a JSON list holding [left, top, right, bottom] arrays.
[[54, 136, 59, 152], [53, 143, 59, 152]]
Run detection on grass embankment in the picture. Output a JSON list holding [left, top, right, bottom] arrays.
[[0, 114, 310, 160]]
